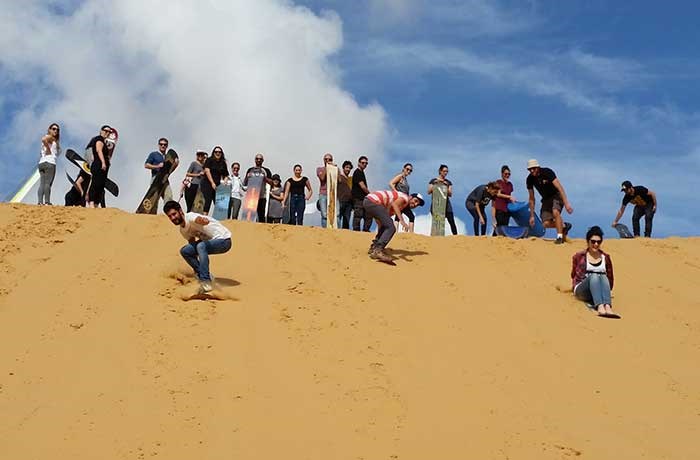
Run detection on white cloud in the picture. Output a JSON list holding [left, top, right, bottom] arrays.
[[0, 0, 386, 208]]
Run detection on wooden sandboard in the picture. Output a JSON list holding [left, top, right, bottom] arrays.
[[326, 164, 338, 229]]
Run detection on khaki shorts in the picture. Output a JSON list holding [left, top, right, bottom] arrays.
[[540, 194, 563, 222]]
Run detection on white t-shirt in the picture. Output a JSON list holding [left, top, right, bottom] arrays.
[[179, 213, 232, 241], [39, 141, 59, 165], [230, 175, 245, 200]]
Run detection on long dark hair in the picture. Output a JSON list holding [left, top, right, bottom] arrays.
[[211, 146, 226, 162], [47, 123, 61, 147]]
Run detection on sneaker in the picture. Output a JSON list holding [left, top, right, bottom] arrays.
[[563, 222, 572, 237], [370, 248, 392, 262], [199, 281, 213, 294], [554, 237, 564, 245]]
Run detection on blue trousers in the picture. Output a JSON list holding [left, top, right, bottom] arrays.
[[574, 273, 612, 307], [180, 238, 232, 281], [290, 194, 305, 225]]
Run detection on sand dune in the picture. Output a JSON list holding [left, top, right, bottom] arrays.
[[1, 203, 698, 459]]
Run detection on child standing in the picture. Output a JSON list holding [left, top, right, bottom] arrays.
[[267, 174, 284, 223]]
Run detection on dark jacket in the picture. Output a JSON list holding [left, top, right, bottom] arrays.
[[571, 249, 614, 290]]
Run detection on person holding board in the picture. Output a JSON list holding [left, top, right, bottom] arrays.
[[612, 180, 657, 238]]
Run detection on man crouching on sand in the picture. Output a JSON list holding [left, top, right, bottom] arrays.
[[164, 201, 232, 293], [365, 191, 425, 262]]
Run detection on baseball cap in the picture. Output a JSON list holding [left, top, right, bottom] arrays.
[[620, 180, 632, 191], [411, 193, 425, 207]]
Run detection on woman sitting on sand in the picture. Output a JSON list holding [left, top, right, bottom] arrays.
[[571, 226, 619, 318]]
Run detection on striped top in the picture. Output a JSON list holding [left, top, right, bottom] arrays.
[[366, 190, 410, 210]]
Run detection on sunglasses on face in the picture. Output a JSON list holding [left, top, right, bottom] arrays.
[[255, 158, 263, 161], [405, 168, 413, 172], [589, 239, 603, 245], [360, 161, 368, 165], [503, 172, 511, 176], [324, 157, 332, 162], [214, 150, 223, 154], [159, 143, 168, 147], [50, 127, 59, 131]]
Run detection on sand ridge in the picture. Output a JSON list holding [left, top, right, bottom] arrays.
[[0, 203, 699, 459]]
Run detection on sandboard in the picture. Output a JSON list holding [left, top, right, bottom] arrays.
[[508, 201, 545, 237], [182, 292, 226, 301], [496, 225, 529, 239], [241, 175, 264, 221], [430, 183, 448, 236], [136, 149, 179, 214], [614, 223, 634, 239], [212, 183, 232, 220], [326, 164, 338, 229], [8, 169, 40, 203], [65, 149, 119, 197], [192, 187, 205, 213]]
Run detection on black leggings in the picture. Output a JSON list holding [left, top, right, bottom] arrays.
[[184, 183, 199, 212], [445, 211, 458, 235], [201, 183, 215, 213], [394, 207, 415, 223]]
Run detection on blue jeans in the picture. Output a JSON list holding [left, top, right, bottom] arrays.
[[290, 194, 306, 225], [180, 238, 232, 281], [318, 194, 328, 228], [338, 200, 353, 229], [574, 273, 612, 307]]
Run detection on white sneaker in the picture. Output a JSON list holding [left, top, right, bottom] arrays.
[[199, 281, 213, 294]]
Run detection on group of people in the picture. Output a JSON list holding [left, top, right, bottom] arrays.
[[35, 124, 656, 315]]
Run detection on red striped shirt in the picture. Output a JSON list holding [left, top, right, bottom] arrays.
[[366, 190, 410, 210]]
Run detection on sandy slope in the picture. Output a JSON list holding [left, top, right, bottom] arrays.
[[0, 203, 698, 460]]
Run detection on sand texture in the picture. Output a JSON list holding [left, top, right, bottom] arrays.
[[1, 203, 699, 459]]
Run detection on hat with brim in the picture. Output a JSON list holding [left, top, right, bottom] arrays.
[[527, 159, 540, 169]]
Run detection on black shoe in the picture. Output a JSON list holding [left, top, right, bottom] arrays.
[[563, 222, 572, 236], [554, 237, 564, 245]]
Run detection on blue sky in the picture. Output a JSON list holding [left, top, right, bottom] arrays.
[[1, 1, 699, 237]]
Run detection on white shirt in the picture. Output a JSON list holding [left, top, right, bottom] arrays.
[[179, 213, 232, 241], [39, 141, 59, 165], [230, 175, 245, 199]]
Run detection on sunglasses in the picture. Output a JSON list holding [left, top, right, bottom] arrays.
[[50, 127, 60, 131], [324, 157, 333, 162], [159, 143, 168, 147], [503, 172, 511, 176], [360, 161, 368, 165], [589, 239, 603, 245], [406, 168, 413, 172], [214, 150, 223, 154], [255, 158, 263, 161]]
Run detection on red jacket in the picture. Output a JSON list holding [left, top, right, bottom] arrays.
[[571, 250, 614, 290]]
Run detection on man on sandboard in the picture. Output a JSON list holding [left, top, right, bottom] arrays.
[[364, 190, 425, 263], [164, 201, 232, 294]]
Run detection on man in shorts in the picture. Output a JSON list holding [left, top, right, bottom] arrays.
[[164, 200, 232, 293], [612, 180, 657, 237], [526, 159, 573, 244], [363, 190, 425, 262]]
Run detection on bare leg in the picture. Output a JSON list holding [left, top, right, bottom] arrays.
[[553, 208, 564, 234]]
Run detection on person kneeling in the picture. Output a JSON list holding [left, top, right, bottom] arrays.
[[571, 226, 619, 318], [363, 191, 425, 262], [164, 200, 232, 294]]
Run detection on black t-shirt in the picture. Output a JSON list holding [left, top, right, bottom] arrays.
[[526, 167, 558, 199], [351, 168, 368, 199], [87, 135, 108, 166], [203, 157, 229, 187], [286, 177, 309, 195], [622, 186, 652, 207]]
